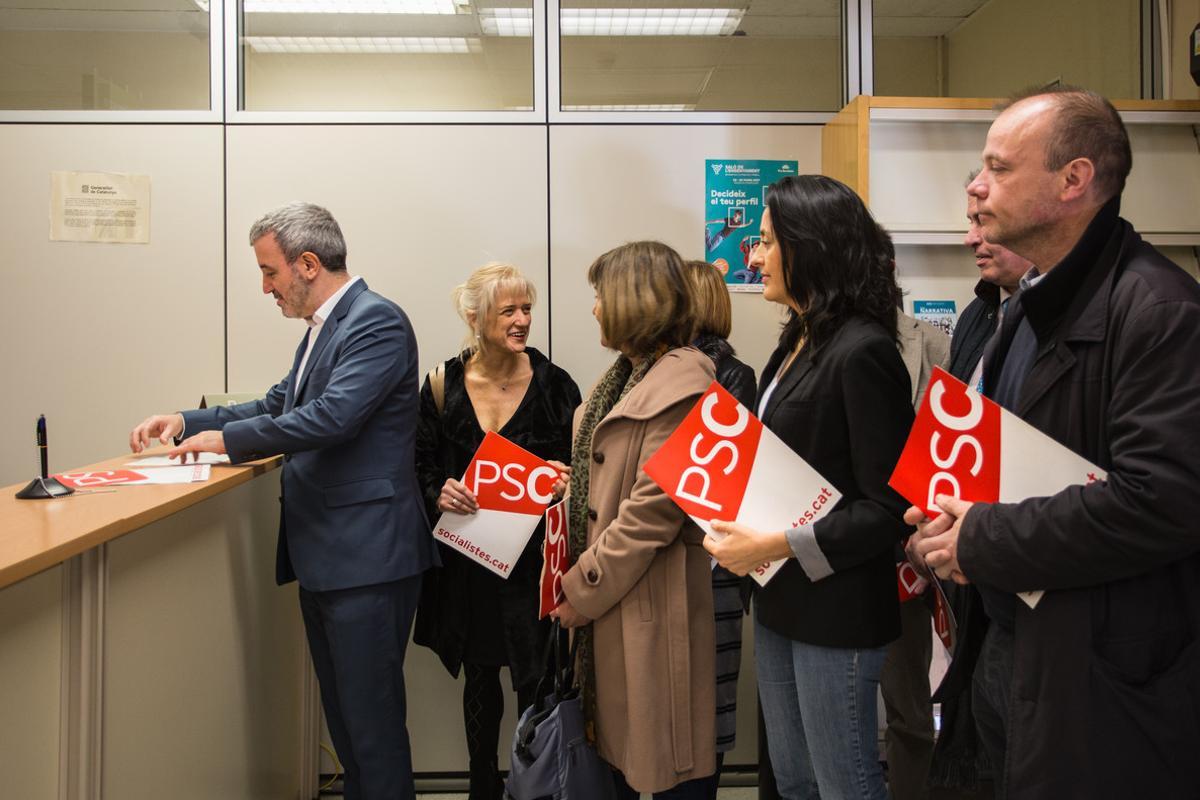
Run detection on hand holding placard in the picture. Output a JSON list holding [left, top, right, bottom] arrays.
[[889, 367, 1108, 609], [643, 381, 843, 586], [431, 432, 562, 578]]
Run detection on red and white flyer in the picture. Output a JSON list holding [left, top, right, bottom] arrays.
[[430, 431, 560, 579], [889, 366, 1107, 609], [643, 381, 842, 586], [538, 499, 571, 619], [54, 465, 211, 487]]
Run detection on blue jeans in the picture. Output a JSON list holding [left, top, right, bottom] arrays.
[[755, 617, 888, 800]]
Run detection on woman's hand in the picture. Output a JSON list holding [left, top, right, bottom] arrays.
[[704, 520, 793, 576], [546, 460, 571, 500], [549, 599, 591, 628], [437, 478, 479, 515]]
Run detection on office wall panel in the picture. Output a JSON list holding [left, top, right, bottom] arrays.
[[0, 567, 63, 800], [0, 125, 225, 487], [103, 475, 305, 800], [224, 125, 550, 394], [548, 125, 821, 393]]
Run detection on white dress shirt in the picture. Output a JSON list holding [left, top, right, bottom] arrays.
[[296, 275, 361, 387]]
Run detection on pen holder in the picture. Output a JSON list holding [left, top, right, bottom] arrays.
[[16, 476, 74, 499]]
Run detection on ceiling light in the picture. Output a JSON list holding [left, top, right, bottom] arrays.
[[563, 104, 696, 111], [479, 8, 533, 37], [243, 0, 458, 13], [244, 35, 481, 53], [560, 8, 743, 36]]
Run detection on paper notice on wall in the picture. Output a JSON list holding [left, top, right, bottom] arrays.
[[49, 171, 150, 244]]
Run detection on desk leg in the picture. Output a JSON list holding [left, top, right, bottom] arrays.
[[59, 545, 106, 800]]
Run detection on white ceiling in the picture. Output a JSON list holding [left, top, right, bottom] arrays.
[[0, 0, 989, 37]]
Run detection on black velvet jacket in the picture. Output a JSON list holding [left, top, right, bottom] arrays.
[[412, 347, 581, 689]]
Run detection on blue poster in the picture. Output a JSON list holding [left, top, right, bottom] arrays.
[[705, 159, 797, 292], [912, 300, 958, 337]]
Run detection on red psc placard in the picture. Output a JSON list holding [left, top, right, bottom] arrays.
[[889, 367, 1002, 518], [461, 431, 559, 517], [538, 500, 571, 618], [643, 381, 763, 522]]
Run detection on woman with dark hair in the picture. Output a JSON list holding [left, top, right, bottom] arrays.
[[705, 175, 914, 800], [550, 241, 718, 799]]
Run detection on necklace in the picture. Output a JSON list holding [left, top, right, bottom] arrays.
[[472, 353, 523, 391]]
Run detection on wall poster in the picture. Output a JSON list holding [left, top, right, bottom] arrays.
[[704, 159, 797, 292]]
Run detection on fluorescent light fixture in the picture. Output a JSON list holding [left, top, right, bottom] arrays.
[[563, 103, 696, 111], [479, 8, 533, 37], [560, 8, 743, 36], [245, 35, 481, 53], [243, 0, 457, 13]]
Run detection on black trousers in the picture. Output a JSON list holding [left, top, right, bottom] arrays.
[[881, 597, 936, 800], [300, 574, 423, 800], [971, 624, 1014, 799]]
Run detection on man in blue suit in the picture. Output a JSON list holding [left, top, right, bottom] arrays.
[[130, 202, 437, 800]]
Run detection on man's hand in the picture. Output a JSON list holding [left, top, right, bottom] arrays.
[[437, 478, 478, 514], [906, 495, 974, 585], [129, 414, 184, 453], [704, 520, 792, 576], [167, 431, 226, 463], [549, 599, 591, 628]]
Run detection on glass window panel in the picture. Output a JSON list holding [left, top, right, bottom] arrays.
[[873, 0, 1145, 100], [560, 1, 842, 112], [0, 0, 210, 111], [240, 0, 534, 111]]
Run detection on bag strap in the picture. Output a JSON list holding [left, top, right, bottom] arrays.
[[427, 362, 446, 415]]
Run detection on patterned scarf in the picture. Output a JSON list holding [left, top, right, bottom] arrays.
[[568, 353, 656, 740]]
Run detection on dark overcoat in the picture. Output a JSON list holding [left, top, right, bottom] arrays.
[[960, 201, 1200, 798]]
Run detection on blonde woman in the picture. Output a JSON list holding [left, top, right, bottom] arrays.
[[550, 241, 718, 799], [413, 263, 580, 800]]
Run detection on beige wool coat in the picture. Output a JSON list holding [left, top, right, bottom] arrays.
[[561, 346, 718, 793]]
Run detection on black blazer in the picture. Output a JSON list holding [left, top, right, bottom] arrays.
[[754, 316, 914, 648]]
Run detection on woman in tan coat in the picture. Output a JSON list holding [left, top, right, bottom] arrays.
[[549, 241, 718, 798]]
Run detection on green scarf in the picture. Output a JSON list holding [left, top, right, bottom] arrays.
[[568, 353, 656, 740]]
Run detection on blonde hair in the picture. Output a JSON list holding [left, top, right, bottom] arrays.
[[588, 241, 695, 358], [451, 262, 537, 354], [684, 260, 732, 339]]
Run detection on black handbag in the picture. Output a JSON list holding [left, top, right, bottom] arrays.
[[504, 623, 616, 800]]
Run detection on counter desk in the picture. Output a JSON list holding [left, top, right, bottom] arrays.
[[0, 451, 318, 800]]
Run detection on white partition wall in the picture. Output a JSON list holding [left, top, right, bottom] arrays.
[[224, 125, 551, 390], [549, 125, 820, 388], [0, 125, 225, 488]]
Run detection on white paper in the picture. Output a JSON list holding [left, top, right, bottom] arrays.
[[126, 453, 230, 467], [50, 170, 150, 244]]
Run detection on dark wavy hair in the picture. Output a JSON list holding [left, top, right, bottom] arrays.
[[766, 175, 901, 353]]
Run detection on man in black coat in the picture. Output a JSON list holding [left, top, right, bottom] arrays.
[[909, 88, 1200, 799]]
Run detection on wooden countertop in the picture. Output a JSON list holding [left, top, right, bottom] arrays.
[[0, 450, 281, 590]]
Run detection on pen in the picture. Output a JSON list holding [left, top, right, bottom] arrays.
[[37, 414, 48, 479]]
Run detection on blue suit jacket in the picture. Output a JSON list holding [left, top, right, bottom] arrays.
[[182, 279, 438, 591]]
